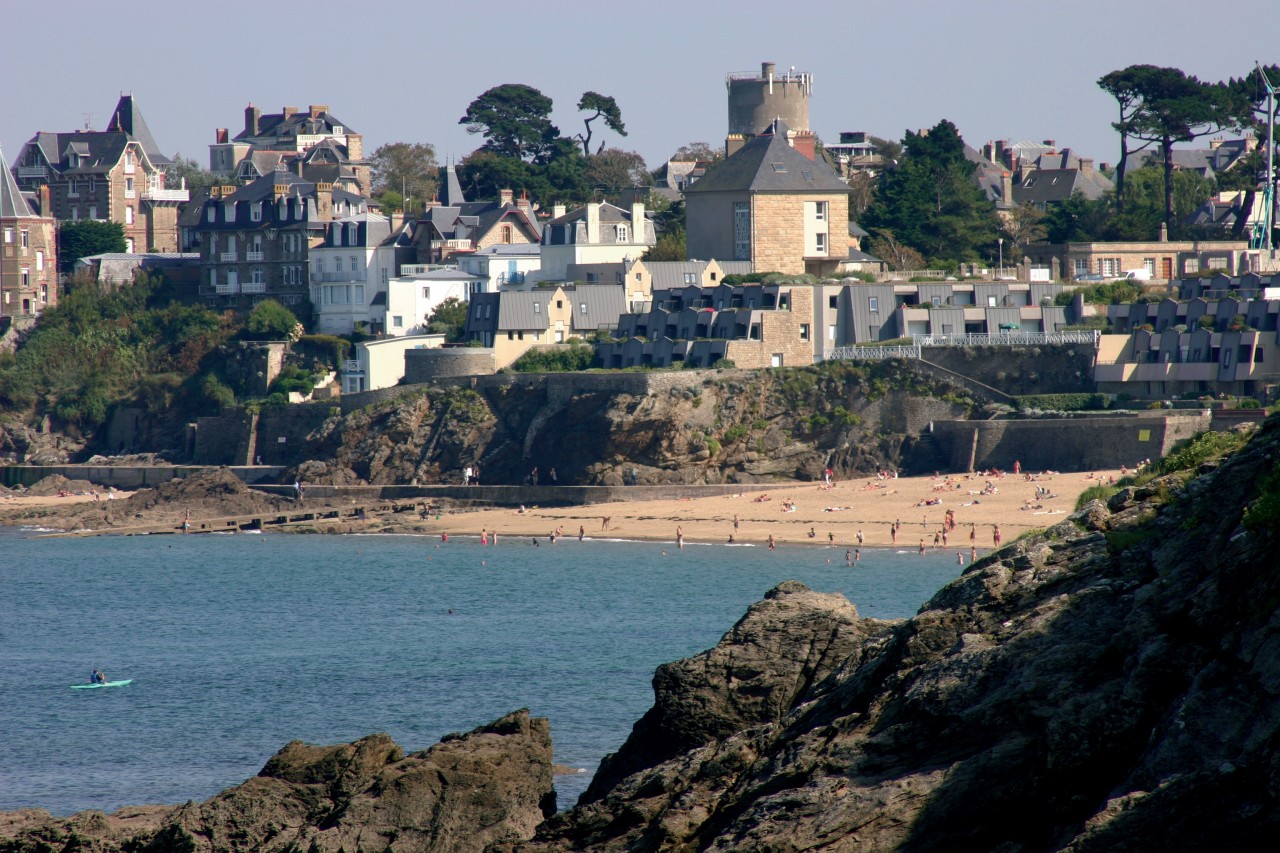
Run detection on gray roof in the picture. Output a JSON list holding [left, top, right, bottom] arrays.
[[403, 268, 484, 281], [567, 284, 626, 331], [1, 149, 37, 218], [105, 95, 172, 165], [1014, 167, 1114, 206], [686, 121, 849, 194], [440, 165, 465, 206]]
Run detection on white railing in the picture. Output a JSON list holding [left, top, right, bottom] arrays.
[[241, 282, 266, 294], [17, 166, 47, 179], [245, 251, 264, 261], [911, 331, 1101, 347], [342, 359, 363, 373], [142, 187, 189, 202], [313, 271, 362, 282], [214, 283, 240, 295], [828, 345, 922, 360], [219, 252, 236, 262]]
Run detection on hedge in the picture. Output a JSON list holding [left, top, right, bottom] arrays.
[[1015, 393, 1112, 412]]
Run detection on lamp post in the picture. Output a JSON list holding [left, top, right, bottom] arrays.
[[998, 237, 1004, 279]]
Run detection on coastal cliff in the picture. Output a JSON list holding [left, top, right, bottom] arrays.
[[7, 419, 1280, 851]]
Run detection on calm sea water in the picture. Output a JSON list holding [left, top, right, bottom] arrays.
[[0, 526, 963, 816]]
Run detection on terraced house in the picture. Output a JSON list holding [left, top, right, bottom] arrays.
[[0, 150, 57, 320], [11, 95, 187, 252]]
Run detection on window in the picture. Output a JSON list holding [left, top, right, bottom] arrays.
[[771, 353, 783, 367], [556, 300, 563, 309], [1144, 257, 1155, 275], [734, 201, 751, 260], [422, 287, 431, 300], [124, 206, 134, 224], [20, 230, 28, 249], [501, 225, 513, 243], [987, 295, 997, 307], [799, 324, 810, 341], [207, 206, 215, 223], [829, 295, 838, 309], [1185, 258, 1200, 274], [580, 302, 587, 313], [507, 331, 514, 340], [333, 257, 341, 271], [2, 228, 10, 243], [868, 296, 879, 313], [21, 268, 30, 288], [350, 256, 358, 272], [828, 324, 837, 340], [87, 177, 96, 192], [533, 302, 541, 314], [68, 178, 79, 197], [684, 272, 697, 284], [616, 224, 628, 242], [634, 272, 643, 281], [36, 251, 43, 270], [250, 203, 262, 222], [1074, 259, 1088, 276], [1208, 257, 1229, 270], [814, 201, 827, 221], [125, 177, 135, 198], [393, 316, 403, 328], [251, 267, 264, 284], [932, 295, 942, 306], [815, 232, 826, 254]]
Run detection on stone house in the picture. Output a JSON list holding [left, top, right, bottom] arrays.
[[410, 167, 541, 265], [1026, 235, 1252, 281], [0, 149, 57, 320], [684, 120, 851, 277], [210, 104, 370, 195], [191, 168, 368, 313], [12, 95, 187, 253]]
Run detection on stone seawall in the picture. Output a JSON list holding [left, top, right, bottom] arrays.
[[920, 343, 1097, 396], [933, 411, 1212, 472], [0, 465, 285, 490], [249, 482, 772, 506]]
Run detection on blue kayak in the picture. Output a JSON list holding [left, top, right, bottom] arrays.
[[71, 679, 133, 689]]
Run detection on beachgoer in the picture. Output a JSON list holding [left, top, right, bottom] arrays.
[[971, 544, 978, 562], [676, 525, 684, 548], [767, 534, 776, 550], [957, 552, 964, 565], [579, 525, 585, 541], [993, 524, 1002, 548], [532, 538, 539, 547], [529, 467, 539, 486], [548, 468, 557, 485], [441, 532, 448, 543], [919, 539, 926, 555], [890, 524, 897, 545], [728, 534, 736, 544], [1013, 459, 1021, 475], [855, 548, 861, 562], [481, 529, 488, 546], [808, 526, 816, 539], [828, 531, 835, 545], [846, 549, 853, 565], [463, 466, 473, 486], [856, 530, 864, 546], [733, 514, 740, 532], [492, 531, 498, 546], [970, 523, 976, 542], [933, 531, 941, 547]]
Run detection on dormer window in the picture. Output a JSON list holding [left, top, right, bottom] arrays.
[[250, 202, 262, 222], [533, 302, 541, 314], [616, 224, 628, 243]]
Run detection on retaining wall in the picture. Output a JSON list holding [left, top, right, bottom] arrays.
[[0, 465, 285, 490]]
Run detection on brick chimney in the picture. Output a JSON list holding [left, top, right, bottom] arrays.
[[282, 106, 298, 120], [309, 105, 328, 119], [1080, 157, 1094, 173], [38, 185, 51, 217], [791, 130, 817, 160], [499, 188, 514, 206], [215, 128, 228, 144], [244, 104, 261, 136], [725, 133, 747, 158], [1001, 171, 1014, 207]]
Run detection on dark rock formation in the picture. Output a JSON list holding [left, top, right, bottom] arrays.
[[512, 420, 1280, 851], [583, 581, 894, 801], [0, 710, 554, 853]]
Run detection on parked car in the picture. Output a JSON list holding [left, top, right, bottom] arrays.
[[1074, 273, 1106, 283]]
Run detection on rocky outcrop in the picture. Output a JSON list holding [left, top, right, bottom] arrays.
[[0, 710, 553, 853], [512, 419, 1280, 851], [583, 581, 894, 801]]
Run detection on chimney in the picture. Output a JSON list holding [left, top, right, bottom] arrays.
[[309, 104, 328, 119], [244, 104, 261, 136], [216, 128, 228, 144], [1080, 157, 1094, 173], [630, 201, 646, 242], [1159, 223, 1168, 242], [315, 182, 334, 219], [282, 106, 298, 120], [586, 202, 601, 244], [39, 185, 51, 217], [725, 133, 747, 158], [552, 203, 566, 219], [517, 191, 534, 216], [1001, 171, 1014, 207], [762, 61, 776, 79], [389, 210, 405, 233], [499, 188, 514, 207], [791, 130, 817, 160], [346, 132, 362, 160], [1042, 139, 1056, 150]]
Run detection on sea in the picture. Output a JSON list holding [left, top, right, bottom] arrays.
[[0, 526, 964, 816]]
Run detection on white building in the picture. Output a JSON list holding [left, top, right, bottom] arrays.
[[310, 212, 394, 335], [536, 201, 655, 282], [454, 243, 542, 291], [384, 266, 485, 337], [341, 333, 446, 393]]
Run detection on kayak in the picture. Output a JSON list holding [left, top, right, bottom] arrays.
[[71, 680, 133, 689]]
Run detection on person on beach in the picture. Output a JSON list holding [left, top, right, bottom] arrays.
[[481, 529, 488, 546], [828, 531, 835, 545], [919, 539, 926, 555], [733, 514, 740, 533], [578, 525, 585, 541], [993, 524, 1002, 548], [808, 527, 816, 539], [601, 516, 611, 531], [971, 544, 978, 562], [846, 548, 853, 565], [890, 523, 897, 545], [768, 534, 776, 550], [857, 529, 864, 546], [957, 552, 964, 565], [548, 468, 557, 485], [970, 523, 977, 542], [441, 532, 448, 542], [676, 526, 684, 549]]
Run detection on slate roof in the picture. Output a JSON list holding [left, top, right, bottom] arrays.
[[440, 165, 465, 206], [687, 122, 850, 194], [546, 202, 643, 226], [568, 285, 626, 332], [0, 149, 38, 218], [105, 95, 173, 165], [1015, 167, 1114, 205], [234, 106, 357, 143]]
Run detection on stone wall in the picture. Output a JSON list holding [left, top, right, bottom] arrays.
[[919, 343, 1097, 396], [0, 465, 283, 489], [933, 411, 1212, 473], [403, 347, 496, 384]]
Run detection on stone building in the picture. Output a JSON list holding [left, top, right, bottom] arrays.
[[0, 150, 57, 321], [210, 103, 370, 195], [536, 201, 654, 282], [12, 95, 187, 253], [464, 284, 625, 368], [685, 120, 850, 277], [1025, 235, 1251, 281], [410, 168, 541, 265], [191, 168, 368, 313]]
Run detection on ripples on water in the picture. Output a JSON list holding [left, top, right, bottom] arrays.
[[0, 528, 963, 815]]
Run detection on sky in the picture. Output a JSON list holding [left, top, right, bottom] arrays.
[[2, 0, 1277, 178]]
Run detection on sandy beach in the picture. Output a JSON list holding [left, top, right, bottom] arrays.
[[1, 467, 1126, 549], [402, 467, 1123, 552]]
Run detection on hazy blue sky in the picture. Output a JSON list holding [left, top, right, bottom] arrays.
[[3, 0, 1277, 177]]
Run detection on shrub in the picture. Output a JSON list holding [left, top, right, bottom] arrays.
[[270, 365, 318, 396], [1075, 483, 1119, 510], [1158, 429, 1250, 475], [244, 300, 300, 340], [1015, 393, 1111, 412], [712, 358, 736, 369], [296, 334, 351, 368], [706, 438, 721, 456], [509, 343, 597, 373], [200, 374, 236, 411], [723, 423, 750, 443]]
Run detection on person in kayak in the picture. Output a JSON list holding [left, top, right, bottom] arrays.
[[92, 669, 106, 684]]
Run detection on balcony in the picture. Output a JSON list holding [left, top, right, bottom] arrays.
[[313, 271, 363, 283], [342, 359, 364, 373], [246, 251, 264, 261], [219, 252, 237, 262], [141, 187, 189, 202], [242, 282, 267, 294], [214, 283, 240, 295], [17, 166, 47, 180]]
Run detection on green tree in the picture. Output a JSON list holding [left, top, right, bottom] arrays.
[[426, 296, 469, 343], [575, 92, 627, 157], [867, 229, 925, 271], [243, 299, 299, 340], [164, 153, 225, 192], [57, 220, 126, 272], [1002, 202, 1048, 256], [1042, 192, 1116, 243], [460, 84, 558, 161], [644, 231, 686, 261], [586, 148, 650, 198], [369, 142, 439, 212], [668, 141, 723, 163], [1097, 65, 1162, 209], [1123, 164, 1216, 237], [1223, 64, 1280, 239], [862, 120, 999, 266], [1107, 66, 1249, 232]]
